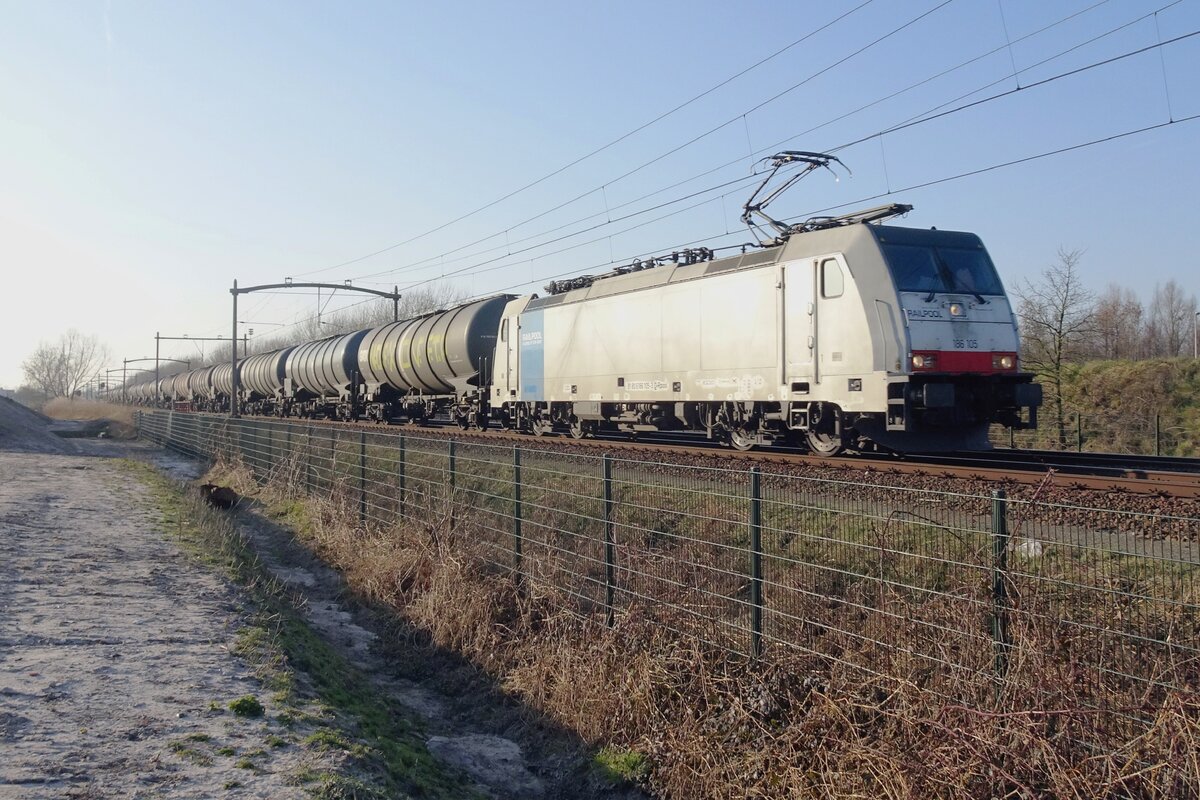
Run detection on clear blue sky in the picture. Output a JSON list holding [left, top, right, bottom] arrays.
[[2, 0, 1198, 387]]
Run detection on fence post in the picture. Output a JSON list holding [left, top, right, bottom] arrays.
[[1155, 413, 1161, 456], [306, 428, 314, 494], [513, 446, 523, 576], [1009, 426, 1015, 449], [991, 489, 1012, 688], [603, 453, 615, 628], [359, 430, 367, 525], [749, 466, 764, 659], [1076, 414, 1083, 452], [329, 428, 337, 492], [253, 421, 261, 480], [397, 434, 406, 519], [448, 440, 457, 528]]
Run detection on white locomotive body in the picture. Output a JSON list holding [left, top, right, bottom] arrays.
[[490, 218, 1040, 453]]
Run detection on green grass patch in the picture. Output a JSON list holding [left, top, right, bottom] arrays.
[[229, 694, 265, 718], [168, 740, 214, 767], [593, 746, 649, 784]]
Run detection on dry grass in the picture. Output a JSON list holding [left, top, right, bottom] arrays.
[[205, 452, 1200, 800], [43, 397, 138, 435]]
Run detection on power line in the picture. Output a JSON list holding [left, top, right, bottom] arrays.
[[374, 23, 1199, 297], [348, 0, 1122, 285], [795, 112, 1200, 221], [318, 0, 957, 286], [204, 2, 1192, 342], [291, 0, 879, 278], [441, 111, 1200, 307], [219, 106, 1200, 351]]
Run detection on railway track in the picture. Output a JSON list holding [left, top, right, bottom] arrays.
[[185, 411, 1200, 499]]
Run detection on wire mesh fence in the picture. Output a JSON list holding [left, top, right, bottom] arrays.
[[139, 410, 1199, 752], [991, 409, 1198, 456]]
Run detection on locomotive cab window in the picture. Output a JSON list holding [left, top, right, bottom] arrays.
[[881, 239, 1004, 296], [821, 258, 844, 298], [500, 319, 508, 342]]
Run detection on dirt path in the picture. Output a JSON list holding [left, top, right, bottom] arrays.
[[1, 400, 645, 799], [0, 447, 316, 798]]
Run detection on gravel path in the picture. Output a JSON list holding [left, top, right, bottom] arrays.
[[0, 445, 308, 797]]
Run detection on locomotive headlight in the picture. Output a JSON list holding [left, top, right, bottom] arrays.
[[911, 353, 937, 370], [992, 354, 1016, 370], [948, 303, 964, 317]]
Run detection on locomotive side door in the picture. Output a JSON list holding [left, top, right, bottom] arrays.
[[813, 254, 848, 385], [781, 261, 815, 390]]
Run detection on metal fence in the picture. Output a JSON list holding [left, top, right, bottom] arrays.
[[139, 410, 1199, 751], [992, 409, 1198, 456]]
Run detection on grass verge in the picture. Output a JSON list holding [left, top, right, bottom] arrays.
[[120, 459, 473, 800], [188, 446, 1200, 800]]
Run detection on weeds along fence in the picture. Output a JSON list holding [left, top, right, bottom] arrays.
[[139, 410, 1199, 754]]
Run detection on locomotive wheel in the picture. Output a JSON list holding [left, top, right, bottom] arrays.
[[805, 430, 845, 457], [568, 417, 587, 439], [728, 428, 757, 451], [532, 418, 550, 437]]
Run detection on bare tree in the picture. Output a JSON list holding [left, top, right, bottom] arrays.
[[59, 330, 108, 397], [1015, 248, 1095, 446], [21, 330, 110, 399], [1144, 280, 1197, 357], [21, 343, 63, 398], [1091, 284, 1144, 360]]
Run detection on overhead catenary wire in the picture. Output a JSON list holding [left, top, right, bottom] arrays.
[[438, 111, 1200, 311], [290, 0, 880, 278], [347, 0, 1126, 286], [380, 25, 1199, 297], [216, 3, 1194, 344], [306, 0, 959, 288], [244, 99, 1196, 351]]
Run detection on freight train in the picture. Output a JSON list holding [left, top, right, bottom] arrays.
[[122, 154, 1042, 455]]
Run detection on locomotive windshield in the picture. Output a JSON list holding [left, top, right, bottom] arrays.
[[881, 242, 1004, 297]]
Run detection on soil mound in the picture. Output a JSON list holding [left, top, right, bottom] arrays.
[[0, 396, 72, 454]]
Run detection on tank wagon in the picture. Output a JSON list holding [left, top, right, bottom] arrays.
[[356, 295, 511, 425], [208, 363, 235, 412], [187, 366, 215, 405], [238, 347, 296, 416], [285, 330, 370, 419]]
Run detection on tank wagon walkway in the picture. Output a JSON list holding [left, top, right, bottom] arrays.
[[0, 446, 305, 797]]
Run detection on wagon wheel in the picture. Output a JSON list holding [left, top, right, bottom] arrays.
[[805, 430, 845, 457], [455, 413, 470, 430], [532, 417, 551, 437]]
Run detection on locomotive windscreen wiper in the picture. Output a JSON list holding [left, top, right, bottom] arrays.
[[930, 249, 987, 305]]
